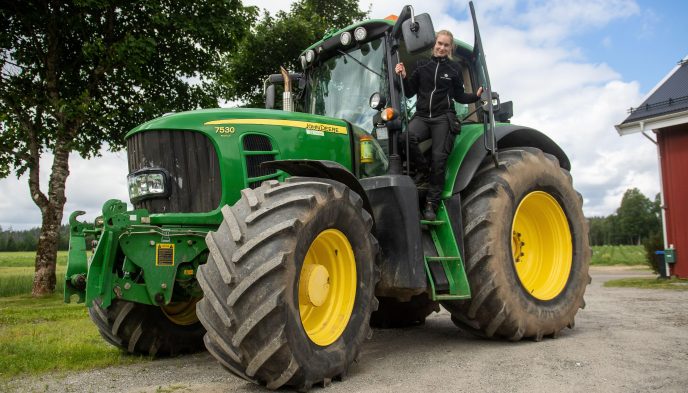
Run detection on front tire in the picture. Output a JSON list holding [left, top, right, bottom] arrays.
[[88, 298, 205, 356], [443, 148, 590, 340], [197, 178, 378, 390]]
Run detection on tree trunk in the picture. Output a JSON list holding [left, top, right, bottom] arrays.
[[30, 142, 70, 296], [32, 214, 60, 296]]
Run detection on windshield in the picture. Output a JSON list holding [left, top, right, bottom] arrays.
[[307, 38, 387, 132]]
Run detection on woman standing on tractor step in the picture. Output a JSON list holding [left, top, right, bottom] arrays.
[[396, 30, 483, 220]]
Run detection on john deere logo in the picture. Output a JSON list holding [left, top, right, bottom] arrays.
[[204, 119, 348, 135], [306, 123, 340, 134]]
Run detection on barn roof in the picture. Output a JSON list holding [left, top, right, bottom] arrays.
[[616, 55, 688, 135]]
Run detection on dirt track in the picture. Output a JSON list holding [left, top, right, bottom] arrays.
[[8, 266, 688, 393]]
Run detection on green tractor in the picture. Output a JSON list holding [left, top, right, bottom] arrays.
[[65, 3, 590, 390]]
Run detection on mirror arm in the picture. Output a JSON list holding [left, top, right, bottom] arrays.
[[408, 6, 419, 32], [391, 5, 415, 38]]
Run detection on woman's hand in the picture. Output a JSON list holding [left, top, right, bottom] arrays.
[[395, 63, 406, 78]]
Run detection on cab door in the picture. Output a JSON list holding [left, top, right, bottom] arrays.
[[469, 1, 498, 163]]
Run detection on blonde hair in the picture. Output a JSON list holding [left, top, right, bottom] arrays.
[[435, 30, 455, 59]]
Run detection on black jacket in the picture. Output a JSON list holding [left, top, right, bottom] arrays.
[[402, 56, 479, 118]]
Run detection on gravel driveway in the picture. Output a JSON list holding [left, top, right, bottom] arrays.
[[7, 266, 688, 393]]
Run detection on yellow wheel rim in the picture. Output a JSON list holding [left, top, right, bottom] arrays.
[[512, 191, 572, 301], [299, 229, 357, 346], [161, 297, 201, 326]]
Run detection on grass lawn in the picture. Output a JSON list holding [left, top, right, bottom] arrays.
[[604, 277, 688, 290], [0, 251, 146, 380], [591, 245, 648, 266], [0, 251, 68, 297], [0, 293, 145, 380]]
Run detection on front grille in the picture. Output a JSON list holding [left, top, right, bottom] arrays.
[[127, 130, 221, 213], [243, 134, 273, 151], [242, 134, 278, 189]]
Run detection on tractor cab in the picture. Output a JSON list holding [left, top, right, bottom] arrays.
[[264, 4, 507, 178]]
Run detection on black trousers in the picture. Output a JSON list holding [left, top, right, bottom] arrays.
[[401, 114, 455, 204]]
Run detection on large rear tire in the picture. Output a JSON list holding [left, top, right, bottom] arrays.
[[197, 178, 378, 390], [443, 148, 590, 340], [88, 298, 205, 356]]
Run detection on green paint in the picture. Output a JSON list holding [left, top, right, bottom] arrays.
[[67, 199, 210, 308], [442, 123, 485, 199], [65, 17, 530, 313], [422, 202, 471, 300]]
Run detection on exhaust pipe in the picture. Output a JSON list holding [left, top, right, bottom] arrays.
[[280, 66, 293, 112]]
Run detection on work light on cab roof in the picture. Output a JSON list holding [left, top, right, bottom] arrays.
[[340, 31, 352, 46]]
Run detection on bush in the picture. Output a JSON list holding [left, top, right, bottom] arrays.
[[642, 231, 664, 274]]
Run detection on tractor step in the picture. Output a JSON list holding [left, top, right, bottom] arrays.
[[420, 219, 444, 226], [422, 202, 471, 301]]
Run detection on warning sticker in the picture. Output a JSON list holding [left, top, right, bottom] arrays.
[[156, 244, 175, 266]]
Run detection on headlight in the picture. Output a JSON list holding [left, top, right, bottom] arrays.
[[305, 49, 315, 63], [340, 31, 352, 46], [369, 92, 386, 110], [127, 168, 170, 203], [354, 27, 367, 41]]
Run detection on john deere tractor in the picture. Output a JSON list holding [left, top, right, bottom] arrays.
[[65, 3, 590, 390]]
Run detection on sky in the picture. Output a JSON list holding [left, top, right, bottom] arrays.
[[1, 0, 687, 230]]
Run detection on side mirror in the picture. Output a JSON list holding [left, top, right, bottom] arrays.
[[402, 13, 435, 54], [265, 84, 276, 109]]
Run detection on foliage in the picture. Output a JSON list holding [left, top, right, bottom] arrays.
[[642, 231, 664, 274], [0, 0, 255, 294], [616, 188, 660, 244], [604, 277, 688, 290], [1, 0, 254, 175], [0, 294, 144, 381], [222, 0, 369, 107], [0, 226, 69, 251], [590, 245, 647, 266], [587, 189, 661, 246]]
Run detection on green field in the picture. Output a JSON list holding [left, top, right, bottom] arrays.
[[590, 245, 647, 266], [0, 294, 144, 380], [0, 251, 145, 380], [0, 251, 68, 297]]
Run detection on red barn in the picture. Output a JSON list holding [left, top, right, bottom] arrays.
[[616, 56, 688, 277]]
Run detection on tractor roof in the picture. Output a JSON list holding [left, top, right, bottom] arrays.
[[301, 17, 473, 59]]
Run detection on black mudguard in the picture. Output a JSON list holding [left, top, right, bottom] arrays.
[[453, 125, 570, 194], [361, 175, 426, 298]]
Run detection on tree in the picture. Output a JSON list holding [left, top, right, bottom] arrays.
[[588, 216, 610, 246], [615, 188, 656, 245], [0, 1, 255, 295], [222, 0, 369, 107]]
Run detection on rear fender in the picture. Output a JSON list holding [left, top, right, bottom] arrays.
[[448, 125, 570, 196]]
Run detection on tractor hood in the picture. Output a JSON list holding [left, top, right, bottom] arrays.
[[127, 108, 349, 139], [123, 108, 356, 218]]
